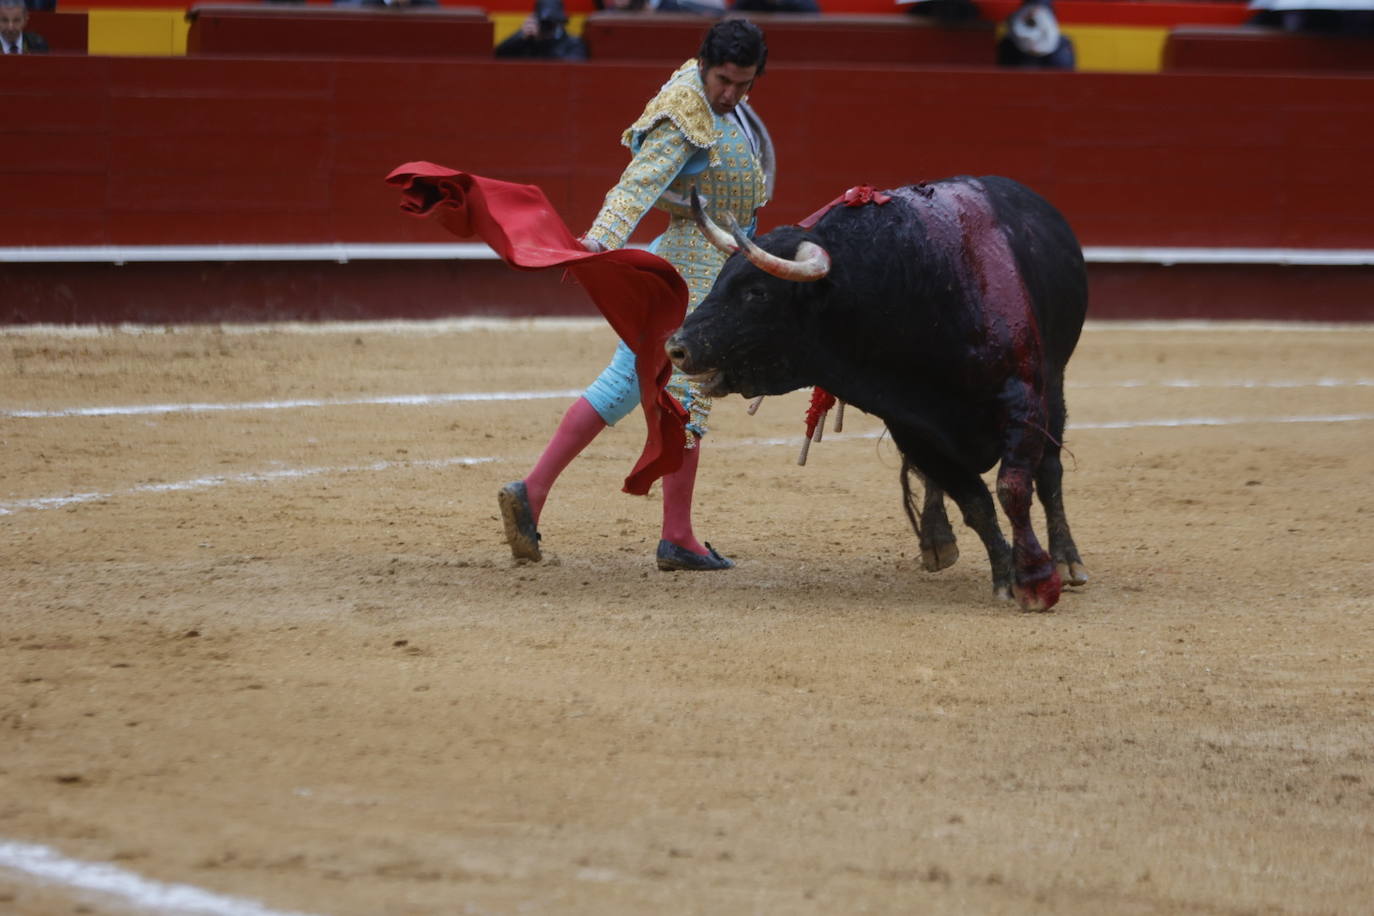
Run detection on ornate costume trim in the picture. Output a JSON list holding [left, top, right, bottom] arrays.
[[623, 60, 721, 164]]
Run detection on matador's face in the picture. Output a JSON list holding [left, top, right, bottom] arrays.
[[698, 61, 758, 117]]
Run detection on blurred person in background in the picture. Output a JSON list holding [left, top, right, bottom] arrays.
[[997, 0, 1075, 68], [595, 0, 727, 16], [898, 0, 980, 23], [1248, 0, 1374, 35], [1, 0, 48, 53], [496, 0, 588, 59], [733, 0, 821, 12]]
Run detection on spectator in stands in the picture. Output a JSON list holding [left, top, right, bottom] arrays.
[[1, 0, 47, 53], [496, 0, 588, 58], [1248, 0, 1374, 35], [899, 0, 980, 23], [25, 0, 57, 11], [996, 0, 1075, 69], [595, 0, 727, 15], [333, 0, 438, 8], [733, 0, 821, 12]]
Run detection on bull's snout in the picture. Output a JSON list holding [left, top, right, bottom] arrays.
[[665, 334, 689, 369], [665, 329, 732, 397]]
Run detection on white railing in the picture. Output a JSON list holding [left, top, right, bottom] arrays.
[[2, 244, 1373, 266]]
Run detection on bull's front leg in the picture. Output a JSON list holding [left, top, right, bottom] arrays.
[[996, 380, 1062, 612]]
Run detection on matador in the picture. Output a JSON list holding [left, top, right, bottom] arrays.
[[499, 19, 774, 572]]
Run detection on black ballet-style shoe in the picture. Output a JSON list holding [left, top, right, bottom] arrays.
[[498, 481, 542, 562], [655, 539, 734, 572]]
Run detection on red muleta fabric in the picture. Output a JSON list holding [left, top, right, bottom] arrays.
[[386, 162, 689, 496]]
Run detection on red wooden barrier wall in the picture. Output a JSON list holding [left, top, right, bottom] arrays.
[[4, 55, 1373, 251]]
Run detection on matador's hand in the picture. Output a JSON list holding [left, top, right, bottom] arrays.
[[578, 237, 606, 254]]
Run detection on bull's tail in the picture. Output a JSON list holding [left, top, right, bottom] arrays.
[[899, 458, 924, 542]]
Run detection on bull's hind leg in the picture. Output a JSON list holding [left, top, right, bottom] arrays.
[[996, 379, 1061, 612], [1034, 389, 1088, 587], [901, 464, 959, 571], [891, 433, 1013, 601]]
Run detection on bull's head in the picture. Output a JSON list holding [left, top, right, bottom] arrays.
[[664, 190, 833, 399]]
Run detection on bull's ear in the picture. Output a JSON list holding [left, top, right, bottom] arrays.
[[691, 185, 738, 254]]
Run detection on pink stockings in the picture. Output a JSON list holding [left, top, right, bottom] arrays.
[[521, 396, 604, 521], [659, 439, 704, 555], [522, 396, 709, 556]]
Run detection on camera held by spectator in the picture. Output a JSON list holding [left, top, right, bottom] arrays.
[[496, 0, 588, 59]]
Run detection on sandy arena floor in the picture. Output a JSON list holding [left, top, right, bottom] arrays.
[[1, 318, 1372, 915]]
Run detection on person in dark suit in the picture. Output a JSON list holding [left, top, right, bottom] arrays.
[[1, 0, 48, 53]]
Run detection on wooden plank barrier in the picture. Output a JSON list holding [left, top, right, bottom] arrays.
[[185, 3, 494, 58], [3, 54, 1372, 249]]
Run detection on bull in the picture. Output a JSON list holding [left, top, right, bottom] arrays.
[[667, 176, 1089, 611]]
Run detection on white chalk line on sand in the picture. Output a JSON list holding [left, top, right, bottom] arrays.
[[0, 839, 322, 916], [3, 390, 584, 420], [4, 379, 1373, 420], [3, 413, 1372, 518], [0, 456, 494, 515]]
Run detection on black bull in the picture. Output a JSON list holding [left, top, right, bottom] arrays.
[[666, 176, 1089, 611]]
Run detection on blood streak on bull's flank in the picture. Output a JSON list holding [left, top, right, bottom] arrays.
[[906, 178, 1058, 608]]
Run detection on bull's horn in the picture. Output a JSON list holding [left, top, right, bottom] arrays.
[[726, 212, 831, 282], [690, 186, 736, 254]]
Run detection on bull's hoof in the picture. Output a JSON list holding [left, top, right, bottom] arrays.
[[921, 540, 959, 572], [1013, 571, 1063, 612], [1057, 561, 1089, 588]]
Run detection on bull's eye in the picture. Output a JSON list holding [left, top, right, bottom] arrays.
[[742, 284, 769, 305]]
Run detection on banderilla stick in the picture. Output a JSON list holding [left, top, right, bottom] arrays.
[[798, 410, 827, 465]]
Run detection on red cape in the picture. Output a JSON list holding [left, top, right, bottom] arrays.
[[386, 162, 689, 496]]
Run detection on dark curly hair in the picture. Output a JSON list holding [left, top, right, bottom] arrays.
[[698, 19, 767, 76]]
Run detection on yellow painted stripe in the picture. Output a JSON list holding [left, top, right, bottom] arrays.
[[87, 9, 188, 56], [993, 24, 1168, 71], [1062, 25, 1168, 72]]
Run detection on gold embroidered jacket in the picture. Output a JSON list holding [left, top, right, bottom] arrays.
[[585, 59, 771, 313]]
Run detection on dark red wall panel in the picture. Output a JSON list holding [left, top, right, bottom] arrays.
[[1164, 27, 1374, 73], [581, 13, 995, 66], [25, 11, 87, 53], [5, 261, 1372, 326], [185, 6, 494, 59]]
